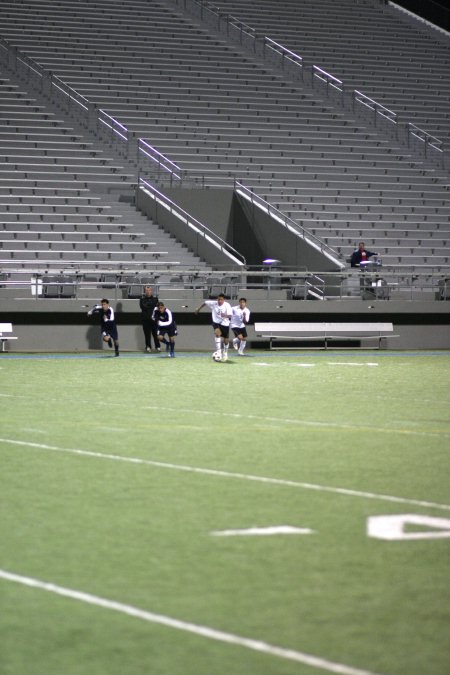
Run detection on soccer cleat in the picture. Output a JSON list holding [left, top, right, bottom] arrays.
[[146, 346, 151, 352], [115, 352, 120, 357], [156, 347, 161, 352]]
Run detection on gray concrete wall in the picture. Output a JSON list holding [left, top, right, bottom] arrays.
[[2, 320, 449, 353], [136, 186, 240, 268], [136, 186, 343, 272], [1, 297, 449, 351]]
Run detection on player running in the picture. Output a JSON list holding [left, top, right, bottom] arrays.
[[195, 293, 232, 361], [87, 299, 119, 356], [152, 301, 177, 357], [230, 297, 251, 356]]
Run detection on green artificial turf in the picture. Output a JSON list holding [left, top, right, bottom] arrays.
[[0, 351, 449, 675]]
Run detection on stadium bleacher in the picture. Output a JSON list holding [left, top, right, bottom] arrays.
[[1, 0, 449, 273]]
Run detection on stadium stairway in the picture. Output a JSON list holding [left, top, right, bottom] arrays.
[[0, 69, 209, 279], [0, 0, 449, 271]]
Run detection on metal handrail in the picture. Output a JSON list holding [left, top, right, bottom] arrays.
[[234, 180, 345, 269], [353, 90, 397, 126], [407, 123, 444, 156], [98, 109, 128, 141], [138, 140, 182, 180], [1, 269, 449, 304], [138, 178, 246, 266], [312, 66, 343, 96]]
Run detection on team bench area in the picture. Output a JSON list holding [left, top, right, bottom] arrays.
[[0, 322, 18, 352], [254, 322, 397, 350]]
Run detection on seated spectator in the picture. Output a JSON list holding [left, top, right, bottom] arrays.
[[351, 242, 378, 268]]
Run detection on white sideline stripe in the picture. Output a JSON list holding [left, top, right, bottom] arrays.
[[326, 363, 379, 367], [142, 405, 450, 440], [1, 437, 449, 512], [1, 394, 449, 439], [0, 569, 380, 675], [210, 525, 314, 536]]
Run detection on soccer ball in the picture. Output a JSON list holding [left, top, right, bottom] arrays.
[[212, 351, 222, 362]]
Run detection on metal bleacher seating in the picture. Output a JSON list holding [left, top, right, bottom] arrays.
[[185, 0, 450, 268], [0, 65, 210, 281], [217, 0, 450, 145], [0, 0, 449, 276]]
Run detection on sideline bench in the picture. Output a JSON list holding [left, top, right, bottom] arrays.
[[0, 322, 18, 352], [254, 322, 397, 350]]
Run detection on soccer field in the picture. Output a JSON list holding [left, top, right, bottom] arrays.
[[1, 350, 449, 675]]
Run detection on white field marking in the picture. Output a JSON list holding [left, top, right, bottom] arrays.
[[292, 363, 316, 368], [210, 525, 314, 537], [143, 405, 450, 441], [1, 437, 449, 512], [253, 362, 272, 366], [143, 404, 450, 440], [0, 569, 381, 675], [327, 363, 378, 367], [367, 514, 450, 541], [96, 426, 128, 433], [21, 427, 46, 434], [1, 393, 449, 439]]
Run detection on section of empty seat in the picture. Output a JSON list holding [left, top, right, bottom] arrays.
[[210, 0, 450, 145], [0, 0, 449, 272], [0, 69, 209, 273]]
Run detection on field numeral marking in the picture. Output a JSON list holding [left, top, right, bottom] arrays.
[[367, 514, 450, 540]]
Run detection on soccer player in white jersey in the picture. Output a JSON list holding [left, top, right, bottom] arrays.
[[230, 297, 250, 355], [195, 293, 232, 360]]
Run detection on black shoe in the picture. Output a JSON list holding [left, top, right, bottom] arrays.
[[115, 352, 120, 357]]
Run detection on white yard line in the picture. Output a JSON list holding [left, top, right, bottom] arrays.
[[1, 393, 448, 439], [210, 525, 314, 536], [142, 404, 450, 440], [1, 437, 449, 512], [326, 363, 379, 367], [0, 568, 381, 675]]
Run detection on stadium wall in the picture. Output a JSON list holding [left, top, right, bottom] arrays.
[[138, 188, 342, 272], [1, 298, 449, 352]]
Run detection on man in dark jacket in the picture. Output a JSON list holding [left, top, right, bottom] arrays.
[[350, 242, 378, 268], [139, 285, 159, 352]]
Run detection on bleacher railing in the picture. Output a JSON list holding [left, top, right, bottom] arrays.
[[138, 179, 246, 267], [1, 269, 449, 303], [234, 182, 345, 270], [1, 34, 448, 287]]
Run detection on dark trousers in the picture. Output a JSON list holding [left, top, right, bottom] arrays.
[[142, 319, 159, 349]]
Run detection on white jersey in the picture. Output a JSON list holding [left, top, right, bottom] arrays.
[[230, 305, 250, 329], [205, 299, 232, 326]]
